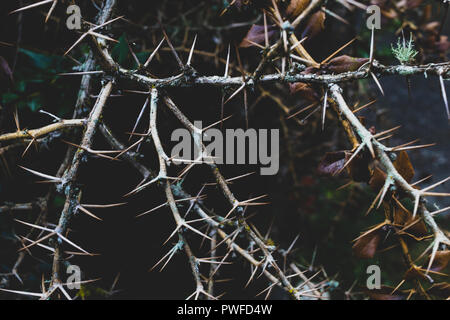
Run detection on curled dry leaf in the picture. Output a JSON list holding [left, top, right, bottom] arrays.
[[393, 202, 427, 236], [0, 56, 13, 84], [285, 0, 310, 19], [239, 24, 277, 48], [289, 82, 319, 102], [393, 151, 415, 183], [317, 151, 347, 176], [301, 11, 325, 40], [427, 282, 450, 298], [322, 55, 369, 74], [366, 286, 406, 300], [352, 229, 383, 259], [369, 166, 387, 191], [428, 250, 450, 273], [404, 265, 433, 281], [434, 36, 450, 56]]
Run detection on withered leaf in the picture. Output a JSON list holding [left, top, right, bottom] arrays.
[[322, 55, 369, 74], [394, 151, 414, 183], [404, 265, 432, 281], [348, 152, 371, 183], [429, 250, 450, 273], [0, 56, 13, 84], [317, 151, 347, 176], [353, 229, 382, 259], [285, 0, 310, 18], [289, 82, 319, 102], [301, 11, 325, 40], [427, 282, 450, 298], [239, 24, 277, 48], [369, 166, 387, 191], [393, 201, 427, 236], [366, 286, 405, 300], [435, 35, 450, 56]]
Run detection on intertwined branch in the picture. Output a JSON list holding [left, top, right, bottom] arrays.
[[1, 0, 449, 300]]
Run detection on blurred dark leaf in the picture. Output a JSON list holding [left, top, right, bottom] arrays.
[[0, 56, 13, 84], [429, 250, 450, 273], [317, 151, 346, 176], [394, 151, 414, 183], [353, 228, 382, 259], [427, 282, 450, 298], [301, 11, 325, 39], [239, 24, 277, 48], [366, 286, 406, 300], [322, 55, 369, 74], [286, 0, 310, 18]]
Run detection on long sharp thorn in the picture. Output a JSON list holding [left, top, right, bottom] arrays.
[[129, 97, 149, 140], [82, 202, 126, 208], [64, 16, 123, 56], [413, 194, 420, 217], [373, 125, 402, 138], [439, 75, 450, 119], [377, 177, 391, 209], [224, 83, 245, 104], [335, 143, 364, 175], [57, 233, 91, 255], [353, 100, 377, 113], [159, 246, 179, 272], [88, 31, 118, 43], [136, 202, 167, 218], [183, 223, 213, 241], [422, 176, 450, 192], [18, 166, 61, 182], [321, 38, 356, 65], [45, 0, 58, 23], [14, 108, 21, 131], [144, 38, 165, 68], [0, 288, 43, 298], [10, 0, 53, 15], [245, 266, 259, 288], [429, 205, 450, 216], [244, 88, 248, 129], [187, 35, 197, 66], [322, 8, 349, 25], [393, 143, 436, 152], [18, 232, 56, 252], [290, 37, 308, 52], [322, 90, 328, 131], [150, 246, 176, 272], [162, 225, 182, 246], [77, 206, 102, 221], [161, 26, 184, 69], [263, 11, 269, 47], [224, 45, 231, 77], [371, 72, 385, 96], [57, 284, 72, 300], [426, 240, 440, 274], [369, 26, 375, 64]]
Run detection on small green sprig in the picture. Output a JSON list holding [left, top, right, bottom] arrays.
[[391, 34, 418, 64]]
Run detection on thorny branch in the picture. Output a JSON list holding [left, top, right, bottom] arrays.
[[2, 0, 449, 300]]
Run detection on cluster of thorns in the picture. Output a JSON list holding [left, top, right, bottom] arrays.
[[0, 0, 449, 300]]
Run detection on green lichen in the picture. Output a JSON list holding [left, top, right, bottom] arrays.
[[391, 34, 418, 64]]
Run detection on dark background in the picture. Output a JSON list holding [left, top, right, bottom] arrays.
[[0, 0, 448, 299]]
